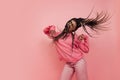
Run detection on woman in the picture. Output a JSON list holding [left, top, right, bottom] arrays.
[[43, 11, 110, 80]]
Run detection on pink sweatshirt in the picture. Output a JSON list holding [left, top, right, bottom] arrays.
[[43, 25, 89, 63]]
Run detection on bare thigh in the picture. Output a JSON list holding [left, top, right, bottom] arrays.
[[60, 63, 75, 80], [74, 58, 88, 80]]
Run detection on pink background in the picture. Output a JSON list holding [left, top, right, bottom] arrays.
[[0, 0, 120, 80]]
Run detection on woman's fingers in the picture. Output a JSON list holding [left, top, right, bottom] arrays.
[[49, 30, 56, 37]]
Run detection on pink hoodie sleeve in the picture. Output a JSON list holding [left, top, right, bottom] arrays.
[[43, 25, 56, 39], [76, 34, 89, 53]]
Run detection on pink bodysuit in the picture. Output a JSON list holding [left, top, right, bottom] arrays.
[[43, 25, 89, 64]]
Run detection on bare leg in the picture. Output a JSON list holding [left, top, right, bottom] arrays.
[[60, 63, 75, 80], [74, 58, 88, 80]]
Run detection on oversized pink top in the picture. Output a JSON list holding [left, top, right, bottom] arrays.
[[43, 25, 89, 63]]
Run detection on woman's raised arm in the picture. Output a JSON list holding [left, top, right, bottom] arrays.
[[43, 25, 56, 39]]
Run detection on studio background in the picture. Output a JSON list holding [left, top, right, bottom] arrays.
[[0, 0, 120, 80]]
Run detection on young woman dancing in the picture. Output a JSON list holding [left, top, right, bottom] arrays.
[[43, 11, 110, 80]]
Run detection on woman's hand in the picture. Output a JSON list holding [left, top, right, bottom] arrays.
[[78, 34, 85, 41], [49, 30, 56, 37]]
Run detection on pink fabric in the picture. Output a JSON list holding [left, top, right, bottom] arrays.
[[43, 25, 89, 63], [43, 25, 55, 36]]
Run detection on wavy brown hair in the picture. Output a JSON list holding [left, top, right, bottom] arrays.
[[82, 11, 111, 37], [53, 11, 111, 50]]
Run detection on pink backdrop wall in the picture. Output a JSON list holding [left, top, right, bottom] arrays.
[[0, 0, 120, 80]]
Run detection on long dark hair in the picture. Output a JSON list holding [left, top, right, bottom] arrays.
[[53, 11, 110, 50]]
